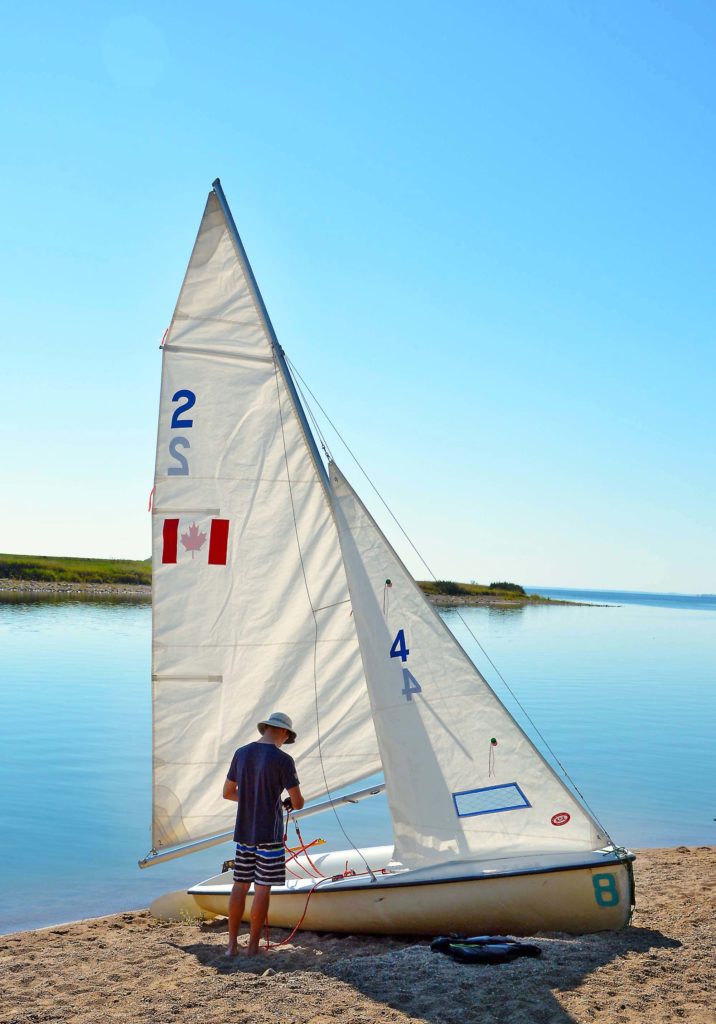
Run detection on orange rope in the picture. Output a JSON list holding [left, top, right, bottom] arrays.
[[258, 806, 394, 948], [262, 810, 375, 950], [264, 876, 326, 949], [264, 870, 377, 950], [277, 811, 324, 884], [285, 840, 324, 877], [290, 816, 324, 877]]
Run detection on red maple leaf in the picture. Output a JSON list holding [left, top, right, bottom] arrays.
[[180, 522, 207, 558]]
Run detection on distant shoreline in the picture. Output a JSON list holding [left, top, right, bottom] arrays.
[[0, 554, 609, 606], [0, 578, 602, 606], [428, 592, 598, 607]]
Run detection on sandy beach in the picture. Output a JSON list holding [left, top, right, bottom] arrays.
[[1, 846, 713, 1023]]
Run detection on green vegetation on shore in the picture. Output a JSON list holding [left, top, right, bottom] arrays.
[[1, 554, 545, 604], [417, 580, 538, 602], [0, 553, 151, 586], [419, 580, 525, 597]]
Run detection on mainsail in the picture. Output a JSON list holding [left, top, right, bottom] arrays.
[[151, 187, 381, 852], [330, 462, 608, 868]]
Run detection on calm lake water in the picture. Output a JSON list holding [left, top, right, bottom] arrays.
[[1, 588, 714, 935]]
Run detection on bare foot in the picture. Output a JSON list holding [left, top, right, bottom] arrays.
[[223, 944, 239, 958], [243, 945, 268, 957]]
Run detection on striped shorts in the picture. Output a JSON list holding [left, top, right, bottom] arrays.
[[233, 841, 286, 887]]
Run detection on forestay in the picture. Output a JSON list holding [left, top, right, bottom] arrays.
[[151, 190, 380, 852], [330, 462, 607, 869]]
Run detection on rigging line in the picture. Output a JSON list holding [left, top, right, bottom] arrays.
[[284, 356, 614, 843], [272, 356, 377, 879], [286, 361, 333, 461], [284, 357, 335, 459]]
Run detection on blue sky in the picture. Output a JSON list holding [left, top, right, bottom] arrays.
[[2, 1, 714, 592]]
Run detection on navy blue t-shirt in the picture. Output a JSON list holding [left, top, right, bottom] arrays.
[[227, 742, 300, 845]]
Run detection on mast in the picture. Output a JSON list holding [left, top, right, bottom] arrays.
[[211, 178, 330, 494]]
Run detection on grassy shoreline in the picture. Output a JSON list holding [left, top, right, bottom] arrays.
[[0, 553, 578, 605], [0, 552, 151, 586]]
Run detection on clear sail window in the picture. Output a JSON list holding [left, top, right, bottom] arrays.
[[452, 783, 531, 818]]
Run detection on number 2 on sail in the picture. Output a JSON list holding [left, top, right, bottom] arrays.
[[167, 389, 196, 476]]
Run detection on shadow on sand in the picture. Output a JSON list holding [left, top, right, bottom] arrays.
[[169, 920, 681, 1024]]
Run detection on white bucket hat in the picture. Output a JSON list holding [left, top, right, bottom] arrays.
[[257, 711, 296, 743]]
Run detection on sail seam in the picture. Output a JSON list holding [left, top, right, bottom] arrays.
[[153, 508, 221, 514], [163, 344, 273, 363], [173, 313, 271, 327], [153, 640, 355, 649], [152, 675, 222, 681], [154, 475, 323, 484]]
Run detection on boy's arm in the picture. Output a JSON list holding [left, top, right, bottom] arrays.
[[223, 778, 238, 801], [285, 784, 304, 811]]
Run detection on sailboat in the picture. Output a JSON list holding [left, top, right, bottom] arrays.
[[139, 179, 635, 935]]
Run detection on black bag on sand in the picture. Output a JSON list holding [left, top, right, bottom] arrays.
[[430, 934, 542, 965]]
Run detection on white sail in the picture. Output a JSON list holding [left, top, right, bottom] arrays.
[[330, 461, 607, 869], [151, 190, 381, 852]]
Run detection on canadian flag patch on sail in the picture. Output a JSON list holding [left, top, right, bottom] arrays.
[[162, 518, 230, 565]]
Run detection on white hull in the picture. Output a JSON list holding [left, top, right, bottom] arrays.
[[186, 845, 635, 936]]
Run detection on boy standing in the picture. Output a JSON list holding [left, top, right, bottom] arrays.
[[222, 712, 304, 957]]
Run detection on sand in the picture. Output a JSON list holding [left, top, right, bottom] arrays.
[[1, 847, 713, 1024]]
